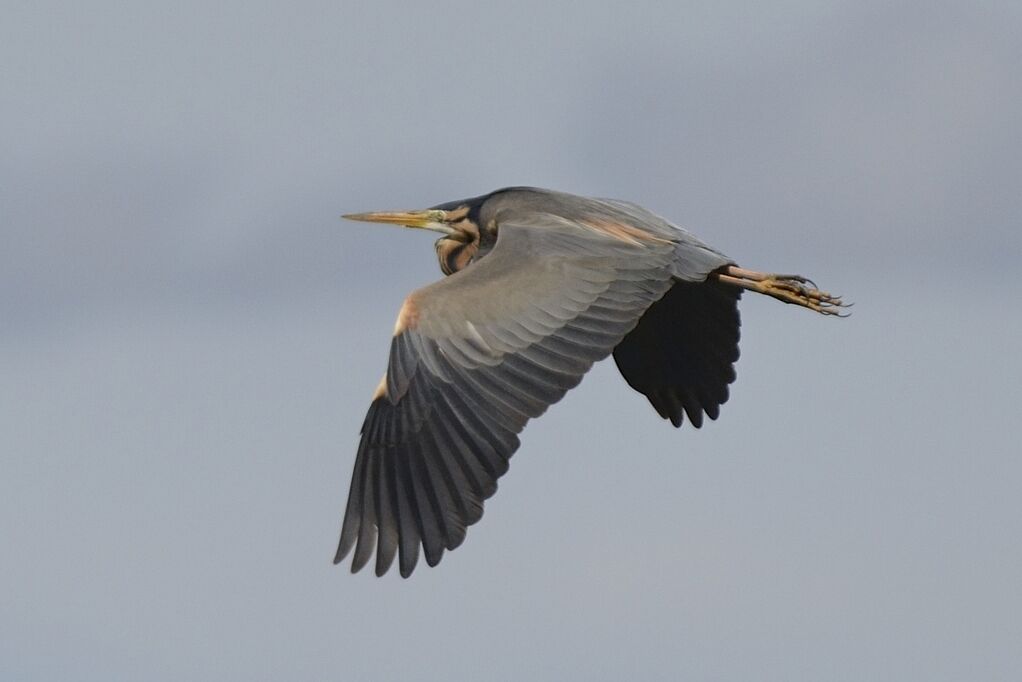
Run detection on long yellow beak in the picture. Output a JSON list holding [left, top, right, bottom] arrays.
[[342, 209, 449, 231]]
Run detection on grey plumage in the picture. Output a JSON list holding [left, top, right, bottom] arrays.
[[337, 187, 846, 577]]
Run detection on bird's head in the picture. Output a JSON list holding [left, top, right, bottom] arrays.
[[344, 194, 496, 275]]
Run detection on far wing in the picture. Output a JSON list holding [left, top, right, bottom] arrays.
[[336, 216, 676, 577], [613, 278, 741, 428]]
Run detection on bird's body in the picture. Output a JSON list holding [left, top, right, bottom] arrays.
[[338, 187, 845, 577]]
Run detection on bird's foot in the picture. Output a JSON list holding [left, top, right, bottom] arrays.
[[715, 266, 850, 317]]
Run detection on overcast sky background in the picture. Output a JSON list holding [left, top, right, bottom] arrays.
[[3, 2, 1021, 680]]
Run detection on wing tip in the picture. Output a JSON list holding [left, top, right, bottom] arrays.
[[334, 533, 354, 565], [425, 546, 445, 568]]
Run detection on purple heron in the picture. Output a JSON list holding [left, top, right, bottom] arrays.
[[337, 187, 846, 577]]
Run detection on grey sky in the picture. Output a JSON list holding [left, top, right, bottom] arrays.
[[2, 2, 1020, 680]]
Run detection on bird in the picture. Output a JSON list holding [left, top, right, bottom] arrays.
[[336, 187, 846, 578]]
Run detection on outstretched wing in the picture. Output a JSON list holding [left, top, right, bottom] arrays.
[[613, 278, 741, 428], [336, 215, 678, 577]]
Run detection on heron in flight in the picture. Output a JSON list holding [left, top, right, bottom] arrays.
[[337, 187, 846, 577]]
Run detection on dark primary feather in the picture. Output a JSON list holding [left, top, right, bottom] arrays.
[[336, 190, 741, 577]]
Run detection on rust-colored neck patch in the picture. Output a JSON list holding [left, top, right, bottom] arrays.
[[437, 239, 479, 275], [435, 214, 481, 275]]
